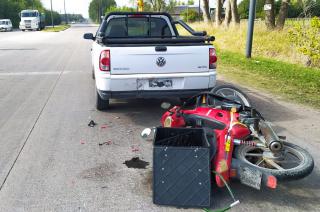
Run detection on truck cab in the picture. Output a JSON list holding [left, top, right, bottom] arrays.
[[19, 10, 45, 31]]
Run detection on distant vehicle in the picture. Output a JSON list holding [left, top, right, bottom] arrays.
[[19, 10, 45, 31], [71, 21, 76, 24], [84, 12, 216, 110], [0, 19, 13, 31]]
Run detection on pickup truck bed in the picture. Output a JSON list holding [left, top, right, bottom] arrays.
[[84, 12, 217, 110]]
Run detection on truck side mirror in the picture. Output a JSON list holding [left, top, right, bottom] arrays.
[[83, 33, 95, 40]]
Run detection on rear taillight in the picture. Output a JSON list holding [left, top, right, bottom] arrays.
[[99, 50, 110, 71], [209, 48, 217, 69]]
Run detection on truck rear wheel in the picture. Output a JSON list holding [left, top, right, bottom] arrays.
[[96, 91, 109, 111]]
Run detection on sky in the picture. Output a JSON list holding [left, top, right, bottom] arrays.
[[41, 0, 205, 19]]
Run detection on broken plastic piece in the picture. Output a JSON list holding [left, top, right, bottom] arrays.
[[88, 120, 97, 127]]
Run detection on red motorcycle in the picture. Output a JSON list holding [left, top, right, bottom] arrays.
[[150, 86, 314, 190]]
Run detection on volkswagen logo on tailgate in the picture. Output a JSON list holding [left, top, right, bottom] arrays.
[[156, 57, 166, 67]]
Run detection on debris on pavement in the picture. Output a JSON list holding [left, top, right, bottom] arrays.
[[100, 124, 108, 129], [123, 157, 149, 169], [99, 141, 112, 146], [88, 120, 97, 127], [131, 145, 140, 152]]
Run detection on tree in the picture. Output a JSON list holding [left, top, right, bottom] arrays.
[[230, 0, 240, 24], [44, 9, 61, 25], [105, 6, 135, 14], [238, 0, 265, 19], [202, 0, 211, 22], [215, 0, 223, 26], [89, 0, 116, 23], [166, 0, 178, 13], [276, 0, 290, 29], [146, 0, 166, 11], [224, 0, 232, 26], [265, 0, 276, 29], [181, 9, 202, 22]]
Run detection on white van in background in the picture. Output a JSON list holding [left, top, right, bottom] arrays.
[[0, 19, 13, 32]]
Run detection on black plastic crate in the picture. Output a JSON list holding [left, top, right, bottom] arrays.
[[153, 127, 211, 208]]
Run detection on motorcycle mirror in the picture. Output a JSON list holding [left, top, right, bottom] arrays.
[[141, 128, 154, 140], [161, 102, 171, 110]]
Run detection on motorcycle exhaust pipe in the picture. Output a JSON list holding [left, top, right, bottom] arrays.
[[259, 121, 283, 152]]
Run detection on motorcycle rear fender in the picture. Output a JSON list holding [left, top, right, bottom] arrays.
[[231, 159, 277, 190]]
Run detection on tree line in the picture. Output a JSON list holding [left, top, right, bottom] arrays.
[[88, 0, 320, 30], [0, 0, 62, 27]]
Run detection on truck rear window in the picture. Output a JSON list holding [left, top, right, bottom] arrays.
[[104, 17, 172, 38]]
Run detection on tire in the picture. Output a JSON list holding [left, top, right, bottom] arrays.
[[211, 85, 252, 107], [96, 90, 109, 111], [234, 142, 314, 181]]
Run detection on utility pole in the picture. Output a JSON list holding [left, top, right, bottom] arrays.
[[50, 0, 54, 28], [246, 0, 256, 58], [64, 0, 68, 24]]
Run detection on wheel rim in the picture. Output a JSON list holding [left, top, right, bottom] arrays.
[[241, 145, 305, 172], [215, 88, 251, 107]]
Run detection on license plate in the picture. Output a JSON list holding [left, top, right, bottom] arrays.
[[239, 166, 262, 190], [149, 79, 172, 88]]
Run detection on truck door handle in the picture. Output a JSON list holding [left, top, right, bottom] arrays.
[[155, 46, 167, 52]]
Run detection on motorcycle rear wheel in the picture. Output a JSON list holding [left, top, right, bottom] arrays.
[[234, 142, 314, 181]]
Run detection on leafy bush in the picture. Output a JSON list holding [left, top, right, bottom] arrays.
[[289, 17, 320, 67], [181, 10, 202, 23]]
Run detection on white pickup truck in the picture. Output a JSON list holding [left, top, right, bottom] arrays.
[[84, 12, 217, 110]]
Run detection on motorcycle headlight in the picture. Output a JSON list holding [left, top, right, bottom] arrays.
[[164, 116, 172, 128]]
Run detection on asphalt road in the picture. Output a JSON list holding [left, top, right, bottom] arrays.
[[0, 26, 319, 212]]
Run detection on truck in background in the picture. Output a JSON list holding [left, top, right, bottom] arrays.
[[19, 10, 45, 31]]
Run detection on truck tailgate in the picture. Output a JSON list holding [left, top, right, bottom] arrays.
[[110, 45, 210, 75]]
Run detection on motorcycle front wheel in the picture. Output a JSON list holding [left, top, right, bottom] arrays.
[[234, 142, 314, 181], [211, 85, 252, 107]]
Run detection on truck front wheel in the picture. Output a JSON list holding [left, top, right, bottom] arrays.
[[96, 91, 109, 111]]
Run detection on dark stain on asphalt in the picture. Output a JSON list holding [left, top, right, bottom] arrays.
[[123, 157, 149, 169], [80, 162, 116, 181]]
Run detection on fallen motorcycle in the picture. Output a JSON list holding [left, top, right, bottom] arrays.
[[143, 87, 314, 191]]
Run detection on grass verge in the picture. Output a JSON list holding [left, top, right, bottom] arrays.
[[189, 21, 310, 67], [43, 24, 70, 32], [218, 51, 320, 108]]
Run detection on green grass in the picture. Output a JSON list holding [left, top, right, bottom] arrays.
[[189, 21, 310, 67], [43, 24, 70, 32], [218, 50, 320, 108]]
